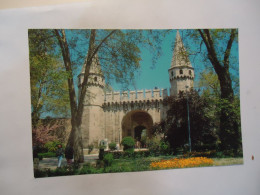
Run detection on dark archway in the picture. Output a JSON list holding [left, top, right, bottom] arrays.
[[121, 110, 153, 141], [134, 125, 146, 141]]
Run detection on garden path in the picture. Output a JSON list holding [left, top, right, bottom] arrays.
[[38, 154, 99, 169]]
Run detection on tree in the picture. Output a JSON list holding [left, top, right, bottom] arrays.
[[182, 29, 241, 153], [196, 29, 241, 153], [52, 29, 163, 162], [153, 90, 218, 153], [32, 123, 61, 148], [29, 29, 70, 128]]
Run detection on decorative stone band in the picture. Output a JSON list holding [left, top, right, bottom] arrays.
[[104, 88, 168, 103], [169, 75, 194, 81], [103, 99, 163, 112]]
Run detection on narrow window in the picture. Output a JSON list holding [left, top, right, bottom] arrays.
[[180, 69, 183, 74], [171, 71, 173, 76], [189, 70, 192, 75], [94, 77, 97, 81]]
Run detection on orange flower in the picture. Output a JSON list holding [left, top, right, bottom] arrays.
[[150, 157, 213, 169]]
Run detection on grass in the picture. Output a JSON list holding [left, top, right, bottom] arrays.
[[212, 157, 243, 166], [35, 155, 243, 178]]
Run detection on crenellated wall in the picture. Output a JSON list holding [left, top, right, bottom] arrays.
[[104, 88, 169, 103]]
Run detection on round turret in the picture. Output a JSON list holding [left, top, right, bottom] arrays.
[[169, 30, 194, 96]]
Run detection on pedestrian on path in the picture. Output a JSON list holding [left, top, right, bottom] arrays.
[[65, 145, 74, 166], [33, 145, 39, 169], [56, 144, 64, 168]]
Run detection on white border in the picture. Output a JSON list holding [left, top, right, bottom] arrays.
[[0, 0, 260, 194]]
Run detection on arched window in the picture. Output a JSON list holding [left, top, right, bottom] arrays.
[[189, 70, 192, 75], [94, 77, 97, 82], [180, 69, 183, 74]]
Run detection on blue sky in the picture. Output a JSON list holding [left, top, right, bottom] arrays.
[[111, 30, 176, 92]]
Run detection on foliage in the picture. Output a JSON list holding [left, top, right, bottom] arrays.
[[35, 166, 81, 178], [153, 90, 218, 153], [150, 157, 214, 169], [185, 29, 241, 153], [182, 150, 217, 158], [199, 70, 221, 97], [108, 142, 117, 151], [121, 136, 135, 151], [103, 153, 114, 167], [32, 123, 62, 148], [44, 140, 64, 153], [159, 140, 171, 155], [28, 29, 70, 127], [104, 150, 151, 159], [38, 152, 56, 159], [34, 154, 242, 178], [79, 164, 103, 175], [146, 136, 161, 155]]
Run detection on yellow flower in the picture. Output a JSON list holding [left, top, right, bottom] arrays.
[[150, 157, 213, 169]]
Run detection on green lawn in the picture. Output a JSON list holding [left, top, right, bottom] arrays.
[[34, 155, 243, 178]]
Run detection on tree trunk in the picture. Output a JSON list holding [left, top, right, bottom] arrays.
[[54, 29, 116, 163], [198, 29, 241, 153]]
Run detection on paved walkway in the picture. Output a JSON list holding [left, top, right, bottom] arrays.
[[38, 154, 99, 169]]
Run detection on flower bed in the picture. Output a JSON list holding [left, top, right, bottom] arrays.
[[150, 157, 214, 169]]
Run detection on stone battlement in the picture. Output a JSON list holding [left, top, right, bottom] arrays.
[[104, 88, 168, 103]]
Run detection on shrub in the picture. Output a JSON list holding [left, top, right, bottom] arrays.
[[38, 152, 56, 159], [103, 150, 150, 159], [159, 140, 171, 155], [124, 148, 134, 158], [121, 136, 135, 151], [103, 153, 114, 167], [146, 136, 160, 156], [109, 142, 117, 151], [34, 166, 80, 178], [44, 141, 64, 153]]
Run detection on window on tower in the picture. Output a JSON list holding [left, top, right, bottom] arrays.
[[94, 77, 97, 82], [180, 69, 183, 74], [171, 71, 173, 76], [189, 70, 192, 75]]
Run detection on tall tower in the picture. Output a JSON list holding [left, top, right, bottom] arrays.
[[168, 30, 194, 96], [78, 54, 105, 148]]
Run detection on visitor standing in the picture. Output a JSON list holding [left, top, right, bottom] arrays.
[[65, 145, 74, 166], [56, 144, 64, 168], [33, 145, 39, 169]]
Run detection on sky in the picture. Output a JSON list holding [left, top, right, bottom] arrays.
[[110, 30, 176, 93], [115, 29, 240, 96]]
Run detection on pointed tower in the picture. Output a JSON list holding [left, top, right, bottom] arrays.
[[78, 54, 105, 148], [168, 30, 194, 96]]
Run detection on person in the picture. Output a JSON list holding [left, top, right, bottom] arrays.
[[33, 145, 39, 169], [65, 145, 74, 166], [56, 144, 64, 168]]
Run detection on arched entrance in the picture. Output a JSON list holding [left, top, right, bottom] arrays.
[[121, 110, 153, 143], [134, 125, 146, 141]]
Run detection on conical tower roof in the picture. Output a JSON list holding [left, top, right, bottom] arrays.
[[170, 30, 192, 68], [80, 53, 103, 75]]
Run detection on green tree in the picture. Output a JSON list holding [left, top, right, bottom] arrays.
[[29, 29, 70, 127], [153, 90, 218, 153], [184, 29, 241, 153]]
